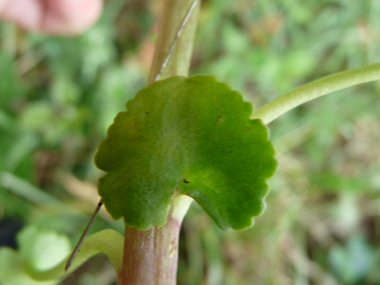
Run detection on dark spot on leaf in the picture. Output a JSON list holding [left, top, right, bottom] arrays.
[[146, 112, 149, 114], [217, 116, 222, 124], [183, 179, 190, 184], [229, 151, 233, 153]]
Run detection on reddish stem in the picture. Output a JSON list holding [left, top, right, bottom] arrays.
[[118, 213, 182, 285]]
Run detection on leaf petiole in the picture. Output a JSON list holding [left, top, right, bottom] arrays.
[[251, 62, 380, 124]]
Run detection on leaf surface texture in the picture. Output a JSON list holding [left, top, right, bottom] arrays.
[[95, 75, 277, 230]]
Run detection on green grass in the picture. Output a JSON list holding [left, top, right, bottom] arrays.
[[1, 0, 380, 284]]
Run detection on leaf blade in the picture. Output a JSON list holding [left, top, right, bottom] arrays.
[[95, 75, 277, 230]]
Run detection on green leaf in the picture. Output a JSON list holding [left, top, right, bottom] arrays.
[[0, 247, 56, 285], [0, 226, 124, 283], [0, 226, 70, 285], [18, 226, 71, 272], [95, 75, 277, 230]]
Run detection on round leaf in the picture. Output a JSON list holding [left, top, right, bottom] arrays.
[[95, 75, 277, 230]]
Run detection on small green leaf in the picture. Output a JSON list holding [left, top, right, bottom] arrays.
[[0, 226, 124, 283], [0, 247, 56, 285], [95, 75, 277, 230], [18, 226, 71, 272], [0, 226, 70, 285]]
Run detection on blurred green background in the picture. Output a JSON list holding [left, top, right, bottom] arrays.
[[1, 0, 380, 284]]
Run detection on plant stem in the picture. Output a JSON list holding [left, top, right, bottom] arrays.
[[119, 196, 192, 284], [118, 0, 200, 284], [148, 0, 200, 83], [251, 62, 380, 124]]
